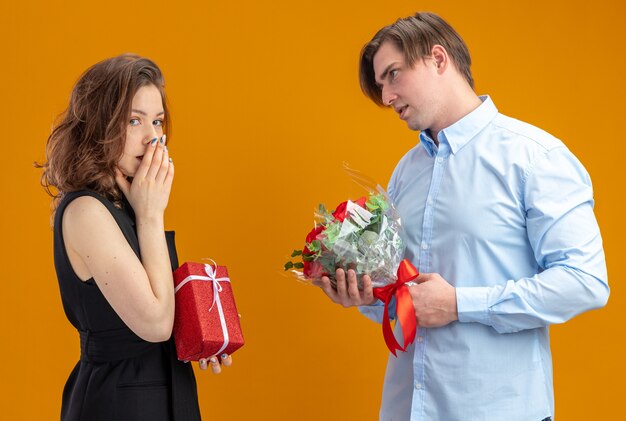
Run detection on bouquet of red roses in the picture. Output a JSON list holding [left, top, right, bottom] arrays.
[[284, 188, 405, 289], [285, 179, 420, 356]]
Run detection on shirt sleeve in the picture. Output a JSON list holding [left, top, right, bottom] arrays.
[[358, 299, 396, 323], [456, 146, 609, 333]]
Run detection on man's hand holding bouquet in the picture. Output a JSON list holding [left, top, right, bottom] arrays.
[[285, 169, 419, 356]]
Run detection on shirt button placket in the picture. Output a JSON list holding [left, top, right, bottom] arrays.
[[421, 152, 448, 270], [412, 332, 426, 418]]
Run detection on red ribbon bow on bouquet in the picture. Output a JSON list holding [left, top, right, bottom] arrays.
[[372, 259, 419, 356]]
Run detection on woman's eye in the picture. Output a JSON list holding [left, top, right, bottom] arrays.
[[129, 118, 140, 126], [153, 119, 164, 127]]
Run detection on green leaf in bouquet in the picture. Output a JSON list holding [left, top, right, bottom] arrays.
[[291, 249, 303, 257], [302, 253, 316, 262], [366, 200, 380, 211], [322, 221, 341, 248], [367, 193, 389, 213], [309, 239, 322, 253], [284, 261, 294, 270], [293, 262, 304, 269]]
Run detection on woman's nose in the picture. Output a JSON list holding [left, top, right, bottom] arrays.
[[144, 125, 161, 144]]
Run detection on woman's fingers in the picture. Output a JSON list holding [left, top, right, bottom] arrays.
[[156, 146, 170, 185], [119, 135, 173, 219], [114, 168, 131, 198], [134, 136, 158, 181], [221, 353, 233, 367], [146, 135, 165, 181], [164, 156, 174, 192], [155, 136, 171, 184], [209, 357, 221, 374], [198, 354, 233, 373]]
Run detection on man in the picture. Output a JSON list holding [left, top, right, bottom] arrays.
[[313, 12, 609, 421]]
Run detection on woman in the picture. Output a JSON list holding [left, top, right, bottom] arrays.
[[38, 54, 229, 420]]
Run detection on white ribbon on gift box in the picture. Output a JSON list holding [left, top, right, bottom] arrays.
[[174, 260, 231, 357]]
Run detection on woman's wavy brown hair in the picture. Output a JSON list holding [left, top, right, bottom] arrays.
[[37, 54, 169, 220]]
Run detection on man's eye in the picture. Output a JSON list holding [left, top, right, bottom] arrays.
[[390, 69, 399, 79], [129, 118, 140, 126]]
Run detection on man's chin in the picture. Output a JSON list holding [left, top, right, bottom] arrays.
[[405, 121, 422, 131]]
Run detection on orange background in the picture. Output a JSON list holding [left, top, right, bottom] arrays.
[[1, 0, 625, 419]]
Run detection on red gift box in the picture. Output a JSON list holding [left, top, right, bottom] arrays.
[[173, 262, 245, 361]]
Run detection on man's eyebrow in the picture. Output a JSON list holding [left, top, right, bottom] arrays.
[[376, 62, 397, 87], [131, 109, 165, 116]]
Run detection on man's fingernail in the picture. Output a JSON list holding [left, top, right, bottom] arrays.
[[210, 357, 217, 363]]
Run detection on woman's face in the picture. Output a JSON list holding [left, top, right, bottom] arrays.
[[118, 84, 165, 177]]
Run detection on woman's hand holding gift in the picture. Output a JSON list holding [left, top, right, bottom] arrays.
[[198, 353, 233, 374]]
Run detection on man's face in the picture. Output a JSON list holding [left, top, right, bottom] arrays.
[[373, 41, 439, 132]]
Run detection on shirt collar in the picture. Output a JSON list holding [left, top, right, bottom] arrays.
[[419, 95, 498, 156], [419, 131, 438, 157]]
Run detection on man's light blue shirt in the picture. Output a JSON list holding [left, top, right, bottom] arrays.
[[360, 96, 608, 421]]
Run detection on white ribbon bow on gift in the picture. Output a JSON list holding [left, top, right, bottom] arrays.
[[174, 260, 231, 357]]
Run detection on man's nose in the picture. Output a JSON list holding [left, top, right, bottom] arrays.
[[381, 87, 395, 106]]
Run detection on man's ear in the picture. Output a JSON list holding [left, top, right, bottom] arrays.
[[431, 44, 449, 72]]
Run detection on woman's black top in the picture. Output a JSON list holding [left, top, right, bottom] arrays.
[[54, 190, 201, 421]]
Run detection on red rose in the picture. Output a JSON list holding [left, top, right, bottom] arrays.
[[332, 197, 367, 222], [303, 261, 325, 278], [355, 196, 367, 208]]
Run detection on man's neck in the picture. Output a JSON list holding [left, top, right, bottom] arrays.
[[429, 83, 482, 146]]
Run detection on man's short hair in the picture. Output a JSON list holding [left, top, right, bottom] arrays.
[[359, 12, 474, 106]]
